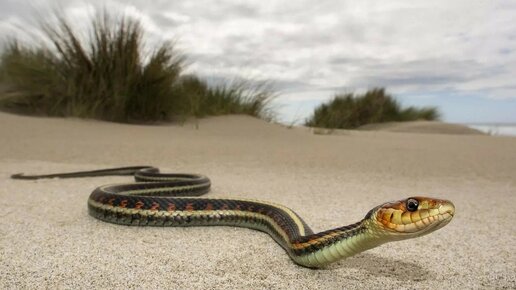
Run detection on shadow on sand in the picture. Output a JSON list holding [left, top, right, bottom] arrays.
[[331, 253, 433, 281]]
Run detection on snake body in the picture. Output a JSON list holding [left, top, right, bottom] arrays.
[[12, 166, 455, 268]]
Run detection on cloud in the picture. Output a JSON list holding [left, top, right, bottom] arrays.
[[0, 0, 514, 108]]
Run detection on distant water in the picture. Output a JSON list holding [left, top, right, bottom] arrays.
[[465, 124, 516, 136]]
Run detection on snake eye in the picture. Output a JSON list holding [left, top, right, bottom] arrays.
[[406, 198, 419, 212]]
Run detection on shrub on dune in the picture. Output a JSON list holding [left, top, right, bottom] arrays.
[[305, 88, 440, 129], [0, 11, 275, 122]]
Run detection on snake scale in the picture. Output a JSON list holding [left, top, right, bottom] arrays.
[[12, 166, 455, 268]]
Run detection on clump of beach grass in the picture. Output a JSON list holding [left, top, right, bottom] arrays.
[[305, 88, 440, 129], [179, 75, 276, 121], [0, 11, 275, 122]]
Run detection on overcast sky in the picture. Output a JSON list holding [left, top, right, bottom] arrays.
[[1, 0, 515, 123]]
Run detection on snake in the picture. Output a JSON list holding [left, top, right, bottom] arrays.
[[12, 166, 455, 268]]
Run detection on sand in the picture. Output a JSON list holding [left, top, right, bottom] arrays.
[[358, 121, 486, 135], [0, 112, 515, 289]]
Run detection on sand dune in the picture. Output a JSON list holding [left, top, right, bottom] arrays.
[[1, 112, 515, 289]]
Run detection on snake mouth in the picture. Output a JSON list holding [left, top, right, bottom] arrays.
[[410, 203, 455, 235], [440, 202, 455, 218]]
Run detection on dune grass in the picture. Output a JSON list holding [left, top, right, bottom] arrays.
[[305, 88, 440, 129], [179, 75, 276, 121], [0, 12, 275, 123]]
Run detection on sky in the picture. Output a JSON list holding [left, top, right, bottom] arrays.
[[1, 0, 515, 124]]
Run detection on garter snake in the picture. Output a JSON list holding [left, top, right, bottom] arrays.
[[12, 166, 455, 268]]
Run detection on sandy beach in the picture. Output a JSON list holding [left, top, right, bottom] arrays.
[[0, 112, 515, 289]]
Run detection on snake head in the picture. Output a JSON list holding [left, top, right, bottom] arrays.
[[366, 196, 455, 240]]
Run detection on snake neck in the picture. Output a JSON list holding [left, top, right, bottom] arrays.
[[290, 219, 384, 268]]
